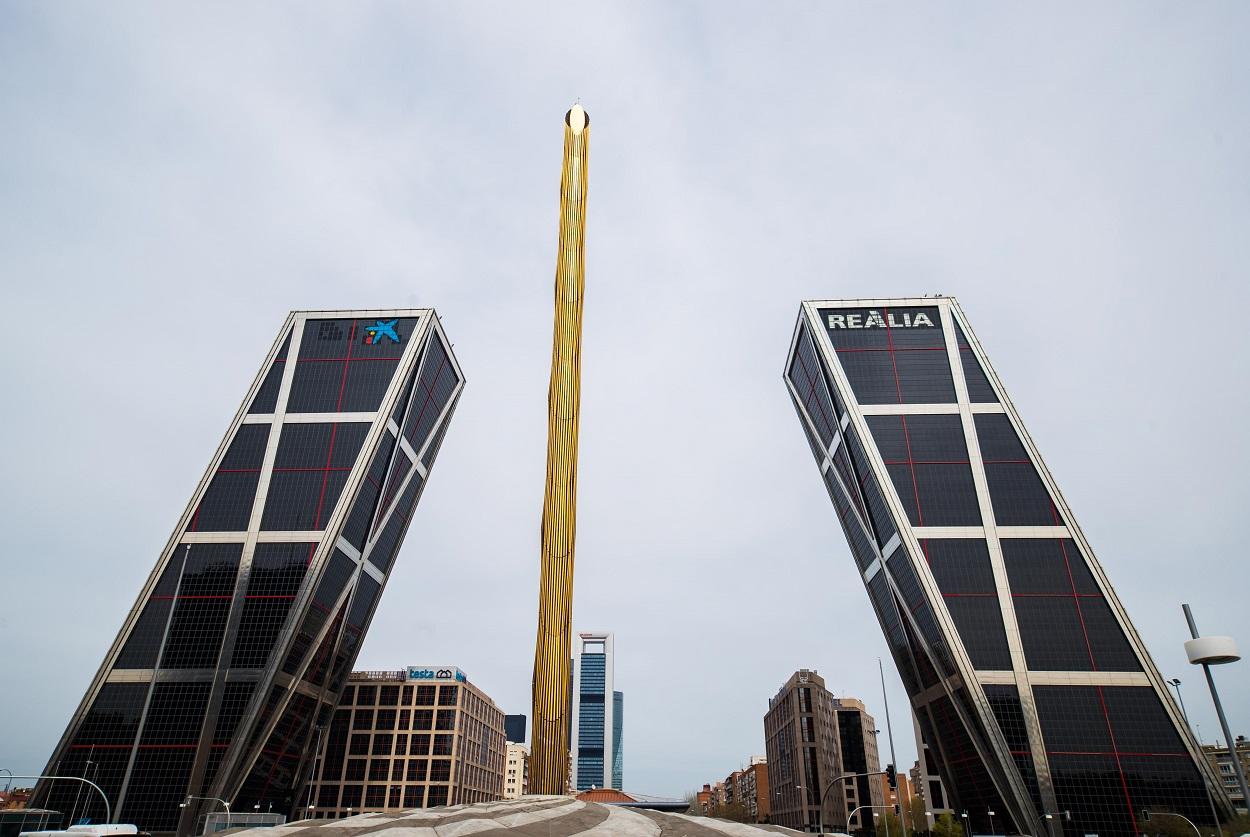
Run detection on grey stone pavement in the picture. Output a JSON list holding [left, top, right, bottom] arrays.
[[231, 796, 803, 836]]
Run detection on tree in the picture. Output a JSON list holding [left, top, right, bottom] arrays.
[[713, 800, 753, 823], [908, 797, 930, 835], [683, 790, 705, 817], [879, 810, 909, 837], [932, 812, 963, 837]]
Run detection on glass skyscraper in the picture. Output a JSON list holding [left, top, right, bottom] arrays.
[[784, 298, 1231, 837], [570, 632, 623, 791], [34, 310, 464, 834]]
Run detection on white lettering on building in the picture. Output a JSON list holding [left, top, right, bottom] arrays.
[[827, 310, 934, 329]]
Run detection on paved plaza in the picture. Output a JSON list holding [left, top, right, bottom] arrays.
[[234, 797, 801, 837]]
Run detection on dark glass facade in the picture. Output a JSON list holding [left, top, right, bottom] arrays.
[[35, 311, 464, 835], [785, 299, 1230, 836]]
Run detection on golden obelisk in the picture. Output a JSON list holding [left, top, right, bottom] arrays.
[[529, 104, 589, 795]]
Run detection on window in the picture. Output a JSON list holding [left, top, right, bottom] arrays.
[[869, 414, 981, 527], [821, 306, 955, 404]]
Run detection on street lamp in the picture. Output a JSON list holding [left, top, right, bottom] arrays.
[[181, 796, 230, 833], [0, 774, 111, 825], [180, 799, 231, 834], [961, 809, 971, 837], [987, 809, 996, 836], [1165, 676, 1224, 837], [1182, 603, 1250, 811], [1142, 809, 1201, 837], [1167, 678, 1189, 722]]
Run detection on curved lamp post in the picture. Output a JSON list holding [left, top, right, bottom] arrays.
[[818, 770, 890, 837], [1142, 809, 1201, 837], [1, 775, 111, 824]]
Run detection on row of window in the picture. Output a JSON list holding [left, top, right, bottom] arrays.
[[342, 683, 460, 706], [312, 781, 450, 810]]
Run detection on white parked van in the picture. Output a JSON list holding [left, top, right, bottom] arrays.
[[22, 824, 140, 837]]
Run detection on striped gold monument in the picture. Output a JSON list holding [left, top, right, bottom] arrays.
[[530, 106, 592, 799], [530, 104, 589, 795]]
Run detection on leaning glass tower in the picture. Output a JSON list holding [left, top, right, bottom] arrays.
[[784, 297, 1231, 837], [34, 310, 464, 834]]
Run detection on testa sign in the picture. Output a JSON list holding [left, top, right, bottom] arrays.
[[826, 310, 935, 330], [406, 666, 467, 683]]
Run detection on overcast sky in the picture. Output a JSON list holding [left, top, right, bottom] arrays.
[[2, 1, 1249, 800]]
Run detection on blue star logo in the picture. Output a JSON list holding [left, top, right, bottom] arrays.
[[363, 319, 400, 345]]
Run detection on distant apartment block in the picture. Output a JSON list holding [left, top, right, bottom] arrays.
[[503, 742, 529, 800]]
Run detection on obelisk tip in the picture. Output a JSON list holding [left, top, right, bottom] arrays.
[[565, 104, 588, 134]]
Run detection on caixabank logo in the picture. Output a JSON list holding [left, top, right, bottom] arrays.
[[363, 319, 401, 345]]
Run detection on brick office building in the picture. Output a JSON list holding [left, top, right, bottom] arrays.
[[305, 667, 505, 816]]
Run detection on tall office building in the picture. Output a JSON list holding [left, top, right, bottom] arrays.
[[504, 715, 527, 746], [831, 698, 886, 831], [34, 310, 464, 835], [763, 670, 846, 834], [304, 667, 505, 814], [612, 690, 623, 790], [784, 298, 1232, 836], [570, 632, 623, 791]]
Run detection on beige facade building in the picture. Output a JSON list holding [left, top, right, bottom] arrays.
[[764, 670, 847, 833], [503, 743, 530, 800], [1203, 736, 1250, 813], [306, 667, 506, 817]]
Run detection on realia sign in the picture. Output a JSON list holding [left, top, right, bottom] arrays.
[[826, 310, 935, 329]]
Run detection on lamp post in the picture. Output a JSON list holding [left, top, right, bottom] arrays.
[[181, 795, 230, 833], [1168, 678, 1189, 722], [1, 768, 12, 792], [987, 808, 996, 836], [818, 770, 891, 837], [961, 809, 971, 837], [848, 805, 897, 837], [1142, 810, 1201, 837], [1182, 604, 1250, 812], [302, 725, 325, 815], [1167, 677, 1224, 837], [1043, 810, 1072, 837], [1, 774, 111, 825]]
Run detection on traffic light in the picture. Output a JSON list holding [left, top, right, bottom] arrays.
[[886, 764, 897, 789]]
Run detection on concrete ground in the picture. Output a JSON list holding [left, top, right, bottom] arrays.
[[231, 796, 803, 836]]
